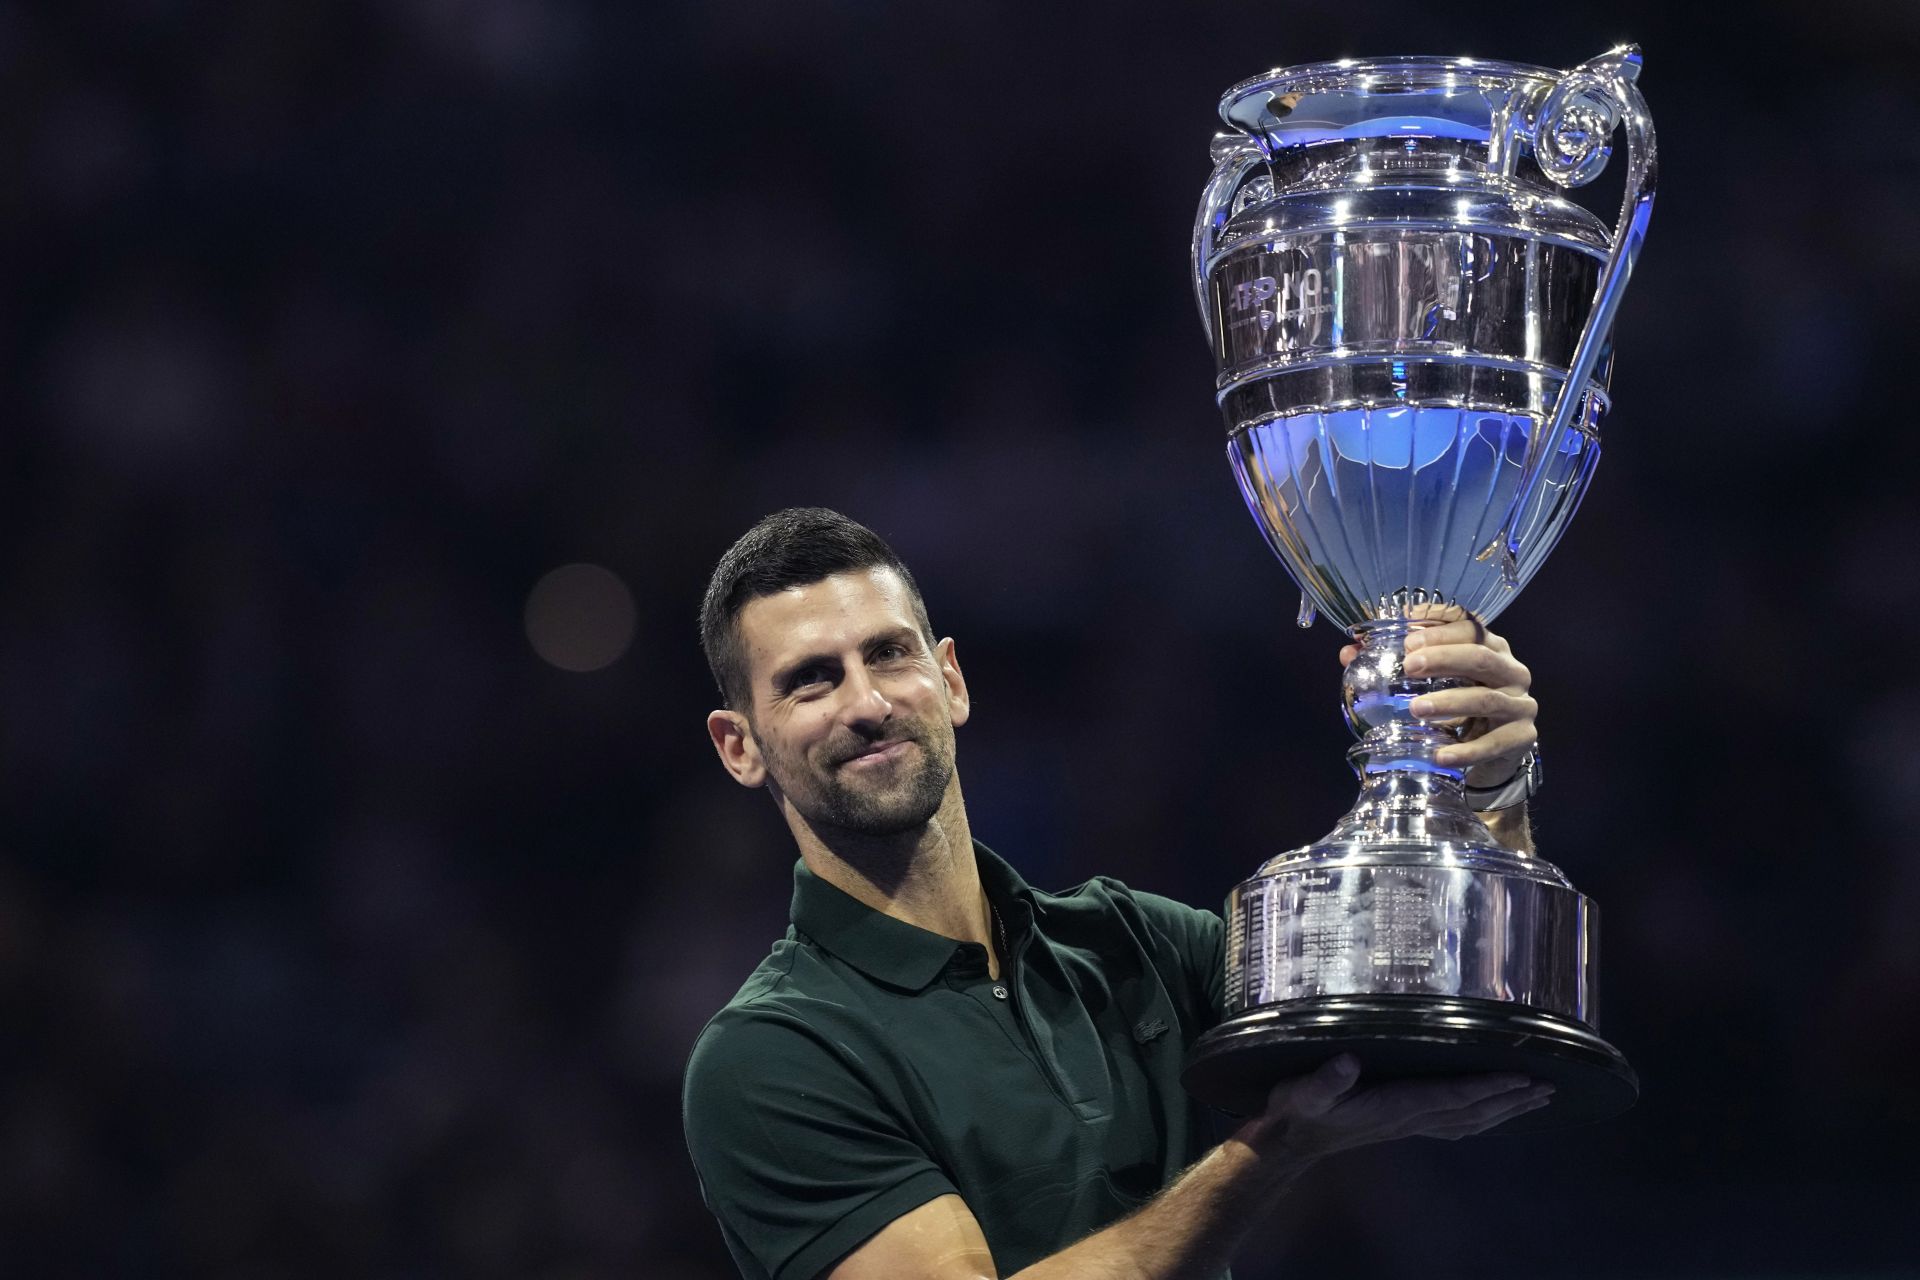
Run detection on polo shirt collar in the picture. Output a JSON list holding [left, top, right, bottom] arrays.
[[790, 841, 1036, 991]]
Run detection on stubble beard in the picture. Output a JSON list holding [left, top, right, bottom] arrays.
[[776, 723, 957, 839]]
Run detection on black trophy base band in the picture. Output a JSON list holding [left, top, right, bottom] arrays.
[[1182, 994, 1639, 1133]]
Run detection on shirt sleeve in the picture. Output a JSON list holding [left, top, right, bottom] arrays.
[[1127, 890, 1227, 1037], [682, 1006, 959, 1280]]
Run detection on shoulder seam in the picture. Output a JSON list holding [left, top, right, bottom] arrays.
[[686, 939, 811, 1058], [730, 936, 802, 1009]]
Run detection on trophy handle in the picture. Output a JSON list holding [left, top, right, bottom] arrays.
[[1478, 45, 1659, 585], [1192, 133, 1267, 349]]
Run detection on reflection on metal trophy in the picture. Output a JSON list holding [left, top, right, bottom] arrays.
[[1181, 48, 1656, 1128]]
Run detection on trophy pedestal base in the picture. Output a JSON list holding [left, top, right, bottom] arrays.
[[1182, 994, 1638, 1133]]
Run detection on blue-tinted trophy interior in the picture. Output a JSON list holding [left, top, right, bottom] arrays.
[[1230, 406, 1597, 628]]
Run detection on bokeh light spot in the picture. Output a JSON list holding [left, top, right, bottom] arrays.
[[524, 563, 637, 672]]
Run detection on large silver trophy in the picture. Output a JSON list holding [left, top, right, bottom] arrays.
[[1181, 47, 1656, 1129]]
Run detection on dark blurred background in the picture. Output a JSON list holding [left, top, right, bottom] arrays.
[[3, 0, 1916, 1275]]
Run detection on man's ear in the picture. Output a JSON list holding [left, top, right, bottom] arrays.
[[936, 637, 970, 728], [707, 709, 768, 787]]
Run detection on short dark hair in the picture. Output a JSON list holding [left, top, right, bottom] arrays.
[[700, 508, 934, 711]]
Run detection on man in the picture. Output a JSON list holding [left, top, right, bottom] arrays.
[[683, 507, 1551, 1280]]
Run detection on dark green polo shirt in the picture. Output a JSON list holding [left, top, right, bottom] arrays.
[[681, 842, 1229, 1280]]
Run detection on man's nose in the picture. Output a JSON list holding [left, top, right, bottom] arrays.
[[837, 663, 893, 726]]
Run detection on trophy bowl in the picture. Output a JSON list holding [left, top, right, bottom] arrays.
[[1181, 48, 1656, 1131]]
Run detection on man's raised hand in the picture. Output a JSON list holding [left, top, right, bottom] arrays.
[[1337, 605, 1538, 789]]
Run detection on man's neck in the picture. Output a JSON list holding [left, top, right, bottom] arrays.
[[789, 783, 995, 960]]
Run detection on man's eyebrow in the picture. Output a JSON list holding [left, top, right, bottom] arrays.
[[866, 624, 922, 650]]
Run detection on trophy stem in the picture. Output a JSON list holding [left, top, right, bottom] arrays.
[[1333, 615, 1500, 850]]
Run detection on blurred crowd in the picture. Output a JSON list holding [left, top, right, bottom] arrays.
[[2, 0, 1917, 1275]]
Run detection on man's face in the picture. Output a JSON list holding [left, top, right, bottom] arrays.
[[716, 567, 969, 838]]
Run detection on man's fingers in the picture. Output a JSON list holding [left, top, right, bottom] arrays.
[[1409, 687, 1536, 725], [1378, 1077, 1549, 1140], [1403, 615, 1511, 655], [1254, 1070, 1546, 1160], [1402, 643, 1529, 688], [1419, 1086, 1555, 1140], [1362, 1072, 1534, 1116], [1437, 721, 1536, 769]]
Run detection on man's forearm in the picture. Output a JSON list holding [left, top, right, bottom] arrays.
[[1005, 1134, 1309, 1280]]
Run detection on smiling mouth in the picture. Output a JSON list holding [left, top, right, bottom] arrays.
[[838, 739, 913, 769]]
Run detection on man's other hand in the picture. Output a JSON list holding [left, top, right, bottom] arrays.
[[1238, 1054, 1553, 1164]]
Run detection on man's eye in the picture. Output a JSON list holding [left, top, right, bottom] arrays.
[[874, 644, 907, 662], [788, 667, 830, 691]]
